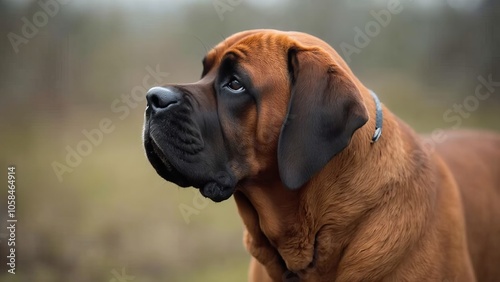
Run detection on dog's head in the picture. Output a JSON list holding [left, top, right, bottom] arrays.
[[143, 29, 368, 202]]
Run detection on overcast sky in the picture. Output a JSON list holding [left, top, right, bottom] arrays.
[[4, 0, 484, 13]]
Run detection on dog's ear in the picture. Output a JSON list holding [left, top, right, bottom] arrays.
[[278, 47, 368, 190]]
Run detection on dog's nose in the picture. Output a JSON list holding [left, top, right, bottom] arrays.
[[146, 86, 181, 111]]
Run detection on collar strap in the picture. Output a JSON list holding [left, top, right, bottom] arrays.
[[369, 90, 383, 143]]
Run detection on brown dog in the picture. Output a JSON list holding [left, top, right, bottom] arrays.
[[143, 30, 500, 281]]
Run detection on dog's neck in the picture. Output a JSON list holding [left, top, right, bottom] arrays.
[[234, 93, 434, 280]]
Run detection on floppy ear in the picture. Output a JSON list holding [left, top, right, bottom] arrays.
[[278, 47, 368, 190]]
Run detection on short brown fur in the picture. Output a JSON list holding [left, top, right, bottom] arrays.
[[191, 30, 500, 281]]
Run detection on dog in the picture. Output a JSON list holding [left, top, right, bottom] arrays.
[[142, 29, 500, 281]]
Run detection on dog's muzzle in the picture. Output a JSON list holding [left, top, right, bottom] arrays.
[[143, 86, 236, 202]]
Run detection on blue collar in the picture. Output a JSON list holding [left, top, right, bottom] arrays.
[[369, 90, 383, 143]]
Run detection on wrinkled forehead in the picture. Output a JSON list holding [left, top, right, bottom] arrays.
[[202, 31, 293, 81]]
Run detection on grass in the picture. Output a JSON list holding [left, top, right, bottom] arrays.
[[0, 108, 249, 282]]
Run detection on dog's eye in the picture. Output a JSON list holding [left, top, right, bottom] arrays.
[[225, 79, 245, 93]]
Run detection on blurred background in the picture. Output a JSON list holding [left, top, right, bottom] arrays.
[[0, 0, 499, 281]]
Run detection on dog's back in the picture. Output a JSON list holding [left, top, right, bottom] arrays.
[[433, 130, 500, 281]]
